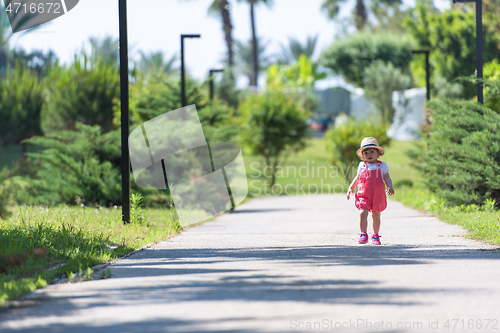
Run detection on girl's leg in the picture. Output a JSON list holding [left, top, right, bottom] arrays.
[[359, 209, 369, 233], [372, 212, 381, 234]]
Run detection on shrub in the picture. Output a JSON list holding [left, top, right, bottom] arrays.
[[363, 60, 412, 123], [21, 123, 121, 206], [0, 65, 43, 146], [41, 52, 119, 134], [113, 71, 207, 127], [198, 100, 239, 143], [215, 68, 241, 109], [238, 89, 310, 186], [325, 116, 391, 180], [320, 33, 413, 87], [266, 54, 326, 89], [483, 60, 500, 112], [9, 48, 58, 79], [417, 99, 500, 206]]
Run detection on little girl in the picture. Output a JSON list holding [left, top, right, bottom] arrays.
[[346, 137, 394, 245]]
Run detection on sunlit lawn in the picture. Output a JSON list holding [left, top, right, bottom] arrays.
[[0, 205, 180, 306], [242, 136, 423, 197]]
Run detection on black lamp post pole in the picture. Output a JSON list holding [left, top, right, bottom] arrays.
[[476, 0, 483, 104], [209, 69, 224, 101], [119, 0, 130, 224], [411, 50, 430, 101], [180, 34, 201, 107], [453, 0, 483, 104]]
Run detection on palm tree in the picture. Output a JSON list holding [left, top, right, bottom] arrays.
[[208, 0, 235, 67], [277, 35, 318, 65], [236, 0, 273, 88], [234, 37, 271, 86], [322, 0, 367, 30], [89, 36, 119, 67], [321, 0, 402, 31], [137, 51, 177, 76]]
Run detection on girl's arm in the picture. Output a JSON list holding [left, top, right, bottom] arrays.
[[383, 172, 395, 196], [347, 174, 360, 200]]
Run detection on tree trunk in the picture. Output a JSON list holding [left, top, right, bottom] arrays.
[[22, 142, 27, 157], [354, 0, 367, 30], [271, 159, 277, 188], [219, 0, 234, 67], [249, 0, 258, 88]]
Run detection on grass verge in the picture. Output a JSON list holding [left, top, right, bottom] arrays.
[[395, 186, 500, 246], [0, 205, 180, 306]]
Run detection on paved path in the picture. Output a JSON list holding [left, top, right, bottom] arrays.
[[1, 195, 500, 333]]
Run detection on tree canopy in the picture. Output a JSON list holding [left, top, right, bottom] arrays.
[[320, 32, 413, 87], [403, 2, 500, 99]]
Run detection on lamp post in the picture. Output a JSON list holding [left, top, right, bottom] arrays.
[[209, 69, 224, 101], [180, 34, 201, 107], [119, 0, 130, 224], [453, 0, 483, 104], [411, 50, 430, 101]]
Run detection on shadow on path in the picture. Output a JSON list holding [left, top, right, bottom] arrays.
[[1, 242, 497, 333]]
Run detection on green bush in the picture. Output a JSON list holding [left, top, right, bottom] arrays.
[[198, 100, 239, 143], [0, 65, 43, 145], [320, 32, 413, 87], [238, 89, 310, 186], [112, 71, 236, 206], [113, 71, 207, 127], [417, 99, 500, 206], [21, 123, 121, 206], [325, 116, 391, 180], [363, 60, 412, 123], [483, 60, 500, 112], [266, 54, 326, 89], [41, 52, 119, 134], [215, 68, 241, 109]]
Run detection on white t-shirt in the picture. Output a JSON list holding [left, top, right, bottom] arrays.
[[357, 161, 389, 176]]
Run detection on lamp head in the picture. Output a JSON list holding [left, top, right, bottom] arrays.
[[181, 34, 201, 39]]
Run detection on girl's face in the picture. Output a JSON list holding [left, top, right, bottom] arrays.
[[362, 148, 380, 162]]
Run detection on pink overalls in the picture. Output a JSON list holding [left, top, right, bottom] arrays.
[[355, 161, 387, 213]]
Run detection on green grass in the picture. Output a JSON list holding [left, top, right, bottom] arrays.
[[243, 138, 348, 197], [439, 209, 500, 245], [395, 186, 500, 246], [0, 204, 181, 306], [242, 137, 422, 197], [380, 139, 423, 186]]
